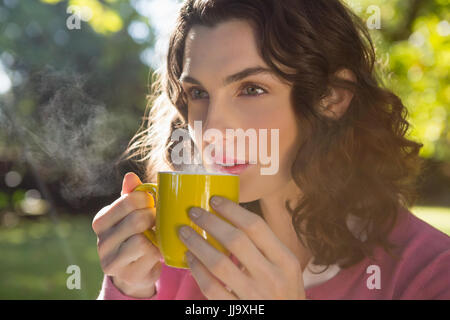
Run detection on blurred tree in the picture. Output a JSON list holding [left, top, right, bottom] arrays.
[[0, 0, 160, 210], [0, 0, 448, 211], [345, 0, 449, 160]]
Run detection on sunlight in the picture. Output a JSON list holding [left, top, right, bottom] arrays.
[[132, 0, 182, 69]]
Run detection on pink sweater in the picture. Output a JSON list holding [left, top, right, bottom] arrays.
[[96, 206, 450, 300]]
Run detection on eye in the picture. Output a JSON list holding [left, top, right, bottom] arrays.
[[187, 87, 209, 100], [240, 84, 267, 97]]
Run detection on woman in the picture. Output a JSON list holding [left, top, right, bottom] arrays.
[[93, 0, 450, 299]]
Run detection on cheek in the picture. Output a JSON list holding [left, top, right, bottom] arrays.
[[237, 96, 300, 171], [237, 103, 300, 202], [188, 105, 208, 145], [257, 107, 299, 163], [188, 104, 207, 124], [279, 117, 300, 164]]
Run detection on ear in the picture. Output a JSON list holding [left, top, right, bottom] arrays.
[[318, 68, 356, 120]]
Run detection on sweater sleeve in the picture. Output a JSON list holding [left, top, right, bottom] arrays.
[[96, 258, 191, 300], [96, 274, 160, 300], [398, 248, 450, 300], [420, 249, 450, 300]]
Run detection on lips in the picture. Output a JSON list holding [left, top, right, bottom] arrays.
[[214, 163, 251, 175], [213, 155, 248, 166], [210, 155, 250, 175]]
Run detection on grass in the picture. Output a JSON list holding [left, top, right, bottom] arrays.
[[410, 206, 450, 236], [0, 206, 448, 299], [0, 213, 103, 300]]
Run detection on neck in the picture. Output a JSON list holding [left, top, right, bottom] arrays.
[[258, 179, 312, 272]]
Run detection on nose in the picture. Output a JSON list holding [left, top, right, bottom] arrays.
[[201, 96, 239, 158], [202, 97, 234, 141]]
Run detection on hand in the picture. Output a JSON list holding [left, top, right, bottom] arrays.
[[92, 172, 162, 298], [178, 195, 306, 300]]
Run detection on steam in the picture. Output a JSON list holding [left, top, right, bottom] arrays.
[[169, 128, 231, 175], [170, 129, 210, 174], [0, 67, 127, 206]]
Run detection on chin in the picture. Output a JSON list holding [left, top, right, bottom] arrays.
[[238, 166, 292, 204], [239, 189, 258, 203], [238, 170, 266, 203]]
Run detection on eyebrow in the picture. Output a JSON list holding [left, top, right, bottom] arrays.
[[179, 66, 274, 87]]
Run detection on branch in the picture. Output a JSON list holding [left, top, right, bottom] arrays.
[[385, 0, 428, 42]]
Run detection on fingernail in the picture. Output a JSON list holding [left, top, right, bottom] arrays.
[[189, 207, 202, 219], [179, 226, 192, 239], [210, 196, 222, 207], [185, 251, 194, 264]]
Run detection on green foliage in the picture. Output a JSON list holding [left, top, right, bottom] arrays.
[[0, 192, 9, 209], [345, 0, 450, 160], [0, 214, 103, 299], [0, 0, 155, 165]]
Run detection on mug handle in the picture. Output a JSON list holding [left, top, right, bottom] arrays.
[[133, 183, 159, 248]]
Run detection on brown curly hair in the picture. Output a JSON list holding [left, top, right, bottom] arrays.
[[120, 0, 424, 270]]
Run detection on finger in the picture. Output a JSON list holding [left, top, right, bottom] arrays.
[[121, 172, 143, 196], [179, 225, 250, 298], [186, 251, 238, 300], [117, 252, 162, 285], [209, 196, 295, 268], [98, 207, 156, 260], [92, 191, 154, 236], [187, 207, 274, 280], [103, 234, 159, 275]]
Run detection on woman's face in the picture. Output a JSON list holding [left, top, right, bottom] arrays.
[[180, 19, 301, 203]]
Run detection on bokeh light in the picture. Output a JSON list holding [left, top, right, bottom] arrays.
[[5, 171, 22, 188]]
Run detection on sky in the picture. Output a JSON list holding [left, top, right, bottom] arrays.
[[130, 0, 183, 70]]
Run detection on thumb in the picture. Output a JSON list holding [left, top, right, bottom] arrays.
[[121, 172, 143, 196]]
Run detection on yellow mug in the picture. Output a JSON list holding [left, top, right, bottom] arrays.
[[133, 171, 240, 269]]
